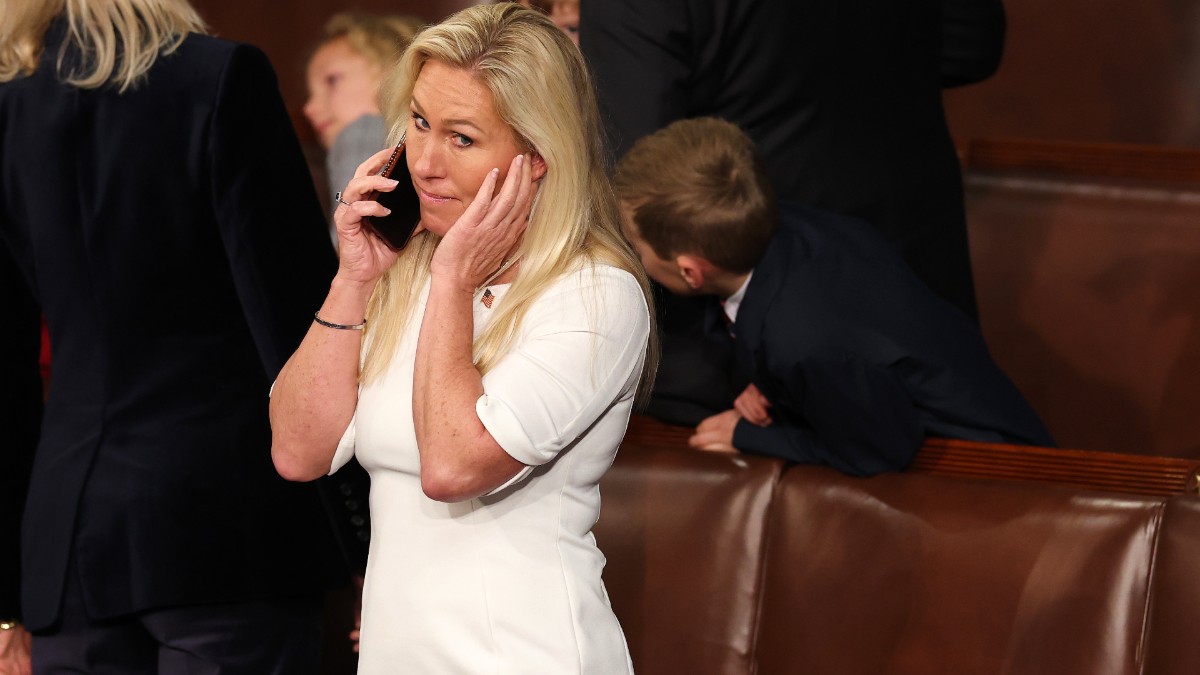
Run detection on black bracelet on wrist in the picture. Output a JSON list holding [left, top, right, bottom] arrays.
[[314, 311, 367, 331]]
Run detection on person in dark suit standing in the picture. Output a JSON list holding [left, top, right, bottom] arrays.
[[614, 118, 1052, 476], [582, 0, 1006, 425], [0, 245, 39, 674], [0, 0, 343, 671]]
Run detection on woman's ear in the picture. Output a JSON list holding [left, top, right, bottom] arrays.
[[530, 152, 548, 181]]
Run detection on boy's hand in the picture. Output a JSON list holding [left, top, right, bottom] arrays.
[[733, 384, 773, 427], [689, 410, 741, 453]]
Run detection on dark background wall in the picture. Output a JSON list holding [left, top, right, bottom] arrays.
[[943, 0, 1200, 146], [192, 0, 1200, 149]]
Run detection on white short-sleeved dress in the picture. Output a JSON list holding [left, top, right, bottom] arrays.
[[329, 263, 648, 674]]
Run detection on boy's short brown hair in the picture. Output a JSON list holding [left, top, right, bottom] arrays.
[[613, 117, 778, 273]]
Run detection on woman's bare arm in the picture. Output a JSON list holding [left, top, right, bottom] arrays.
[[271, 149, 401, 481], [413, 154, 534, 502]]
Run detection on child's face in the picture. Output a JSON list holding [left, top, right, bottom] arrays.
[[619, 202, 694, 296], [303, 38, 383, 149]]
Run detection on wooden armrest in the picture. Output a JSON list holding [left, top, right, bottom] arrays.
[[961, 137, 1200, 184], [914, 437, 1200, 496], [622, 415, 1200, 497]]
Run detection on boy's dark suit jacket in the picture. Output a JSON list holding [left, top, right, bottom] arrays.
[[729, 204, 1054, 476], [0, 26, 342, 629]]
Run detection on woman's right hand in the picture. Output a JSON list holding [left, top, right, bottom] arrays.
[[0, 623, 32, 675], [332, 147, 408, 286]]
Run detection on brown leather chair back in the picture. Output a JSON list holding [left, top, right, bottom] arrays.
[[755, 467, 1163, 675], [1143, 495, 1200, 674], [596, 445, 785, 675]]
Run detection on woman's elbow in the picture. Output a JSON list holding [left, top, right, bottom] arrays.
[[420, 466, 478, 503], [417, 431, 520, 502], [272, 440, 331, 483], [419, 449, 503, 503]]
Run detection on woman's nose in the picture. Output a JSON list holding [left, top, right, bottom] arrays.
[[410, 136, 442, 178]]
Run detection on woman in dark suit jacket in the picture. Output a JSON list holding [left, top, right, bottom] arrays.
[[0, 0, 342, 671]]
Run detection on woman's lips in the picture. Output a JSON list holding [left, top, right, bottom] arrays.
[[417, 186, 453, 204]]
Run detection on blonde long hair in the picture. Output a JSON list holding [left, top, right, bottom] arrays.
[[365, 3, 657, 404], [0, 0, 206, 91]]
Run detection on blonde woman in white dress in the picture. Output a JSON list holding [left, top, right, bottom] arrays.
[[270, 4, 657, 672]]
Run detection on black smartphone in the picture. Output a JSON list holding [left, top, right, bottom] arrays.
[[361, 138, 421, 250]]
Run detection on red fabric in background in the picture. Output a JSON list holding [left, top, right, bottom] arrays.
[[40, 315, 51, 379]]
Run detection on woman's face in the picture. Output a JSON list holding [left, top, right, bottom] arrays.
[[304, 38, 383, 149], [405, 60, 531, 237]]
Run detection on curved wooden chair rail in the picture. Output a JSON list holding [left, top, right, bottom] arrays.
[[959, 137, 1200, 184], [622, 415, 1200, 497]]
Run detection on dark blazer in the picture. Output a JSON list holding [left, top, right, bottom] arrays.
[[582, 0, 1005, 317], [728, 204, 1053, 476], [0, 244, 40, 620], [0, 26, 342, 628]]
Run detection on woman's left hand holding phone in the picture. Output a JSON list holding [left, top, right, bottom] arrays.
[[269, 147, 404, 483], [333, 146, 409, 290]]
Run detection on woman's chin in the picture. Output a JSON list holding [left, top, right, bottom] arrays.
[[417, 211, 455, 238]]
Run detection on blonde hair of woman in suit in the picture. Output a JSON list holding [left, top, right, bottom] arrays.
[[0, 0, 205, 90]]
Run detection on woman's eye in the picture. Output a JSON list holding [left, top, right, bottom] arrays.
[[324, 73, 341, 88], [453, 133, 474, 147], [411, 113, 429, 130]]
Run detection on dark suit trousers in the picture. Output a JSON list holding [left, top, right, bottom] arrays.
[[31, 557, 322, 675]]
